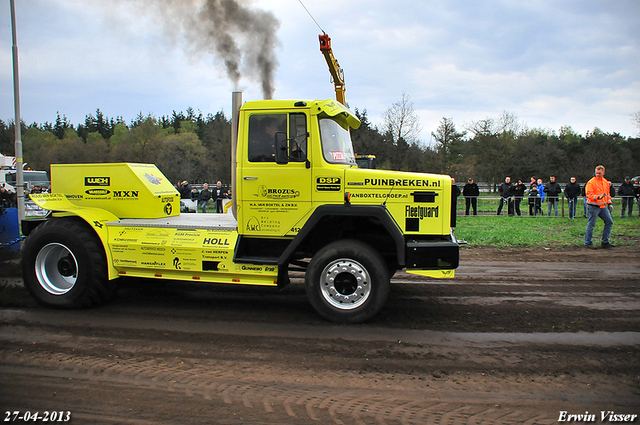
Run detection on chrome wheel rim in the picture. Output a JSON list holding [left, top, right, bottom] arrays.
[[35, 243, 78, 295], [320, 258, 371, 310]]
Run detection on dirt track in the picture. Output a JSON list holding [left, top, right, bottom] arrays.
[[1, 246, 639, 424]]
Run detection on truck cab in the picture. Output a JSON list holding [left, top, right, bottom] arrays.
[[21, 96, 458, 324]]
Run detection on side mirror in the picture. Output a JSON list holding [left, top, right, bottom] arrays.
[[275, 131, 289, 165]]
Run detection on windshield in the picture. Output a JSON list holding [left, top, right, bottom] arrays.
[[319, 118, 356, 165], [5, 171, 50, 186]]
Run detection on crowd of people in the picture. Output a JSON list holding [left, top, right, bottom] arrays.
[[1, 184, 51, 208], [0, 185, 17, 208], [458, 165, 638, 249], [459, 173, 640, 219], [175, 180, 231, 214]]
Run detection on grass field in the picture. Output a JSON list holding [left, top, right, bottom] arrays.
[[455, 215, 640, 247]]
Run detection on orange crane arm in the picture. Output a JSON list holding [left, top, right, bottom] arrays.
[[319, 33, 346, 106]]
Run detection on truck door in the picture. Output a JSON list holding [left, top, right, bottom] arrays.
[[240, 112, 310, 237]]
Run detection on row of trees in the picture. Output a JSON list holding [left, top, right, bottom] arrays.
[[1, 98, 639, 188], [0, 108, 231, 186]]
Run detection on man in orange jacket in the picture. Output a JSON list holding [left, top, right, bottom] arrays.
[[584, 165, 614, 249]]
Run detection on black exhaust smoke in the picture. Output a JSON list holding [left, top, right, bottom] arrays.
[[136, 0, 280, 99]]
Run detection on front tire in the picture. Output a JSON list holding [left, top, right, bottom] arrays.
[[22, 218, 114, 308], [305, 240, 390, 323]]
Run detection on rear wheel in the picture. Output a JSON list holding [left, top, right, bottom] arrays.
[[305, 240, 389, 323], [22, 218, 114, 308]]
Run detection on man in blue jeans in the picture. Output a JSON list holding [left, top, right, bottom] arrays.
[[584, 165, 614, 249], [564, 177, 581, 219]]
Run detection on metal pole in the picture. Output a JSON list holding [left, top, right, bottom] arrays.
[[230, 92, 242, 220], [10, 0, 25, 223]]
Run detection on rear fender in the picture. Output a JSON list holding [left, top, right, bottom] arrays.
[[29, 193, 120, 280]]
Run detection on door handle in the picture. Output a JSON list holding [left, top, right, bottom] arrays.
[[244, 176, 258, 180]]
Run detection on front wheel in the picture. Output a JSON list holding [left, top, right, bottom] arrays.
[[22, 218, 114, 308], [305, 240, 390, 323]]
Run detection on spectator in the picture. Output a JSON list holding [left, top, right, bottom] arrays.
[[584, 165, 613, 249], [190, 187, 199, 202], [3, 188, 17, 207], [528, 184, 539, 216], [512, 179, 526, 216], [452, 178, 461, 198], [463, 178, 479, 216], [635, 181, 640, 217], [497, 177, 514, 216], [564, 177, 581, 219], [618, 176, 635, 218], [224, 189, 234, 214], [198, 183, 212, 213], [536, 178, 546, 214], [581, 183, 588, 218], [213, 181, 228, 213], [177, 181, 192, 199], [545, 175, 562, 217]]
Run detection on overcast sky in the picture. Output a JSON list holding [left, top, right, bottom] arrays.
[[1, 0, 639, 145]]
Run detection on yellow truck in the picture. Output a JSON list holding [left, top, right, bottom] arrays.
[[21, 93, 459, 323]]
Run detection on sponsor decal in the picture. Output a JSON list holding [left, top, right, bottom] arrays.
[[255, 185, 300, 200], [331, 151, 345, 162], [175, 231, 199, 237], [140, 260, 166, 267], [85, 189, 110, 196], [145, 173, 163, 185], [405, 205, 439, 232], [85, 177, 110, 186], [65, 194, 83, 200], [351, 193, 408, 199], [241, 265, 263, 271], [246, 217, 260, 232], [113, 190, 139, 198], [164, 203, 173, 215], [173, 257, 182, 269], [161, 196, 174, 203], [406, 205, 439, 219], [316, 177, 341, 191], [114, 259, 137, 265], [363, 178, 440, 187], [93, 221, 104, 229], [203, 238, 231, 246], [145, 230, 169, 237]]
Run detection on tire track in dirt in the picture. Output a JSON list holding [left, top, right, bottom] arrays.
[[1, 337, 635, 425]]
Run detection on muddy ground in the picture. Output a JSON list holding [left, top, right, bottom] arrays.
[[1, 245, 639, 424]]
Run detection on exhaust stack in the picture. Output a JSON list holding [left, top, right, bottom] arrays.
[[230, 91, 242, 219]]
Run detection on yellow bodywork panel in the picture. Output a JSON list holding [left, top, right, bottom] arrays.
[[406, 269, 455, 279], [50, 163, 180, 219], [105, 221, 277, 286], [344, 168, 451, 236]]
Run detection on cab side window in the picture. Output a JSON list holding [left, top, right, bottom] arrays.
[[248, 114, 285, 162], [248, 113, 307, 163], [289, 113, 307, 162]]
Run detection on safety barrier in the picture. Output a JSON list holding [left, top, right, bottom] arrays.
[[456, 196, 640, 217]]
